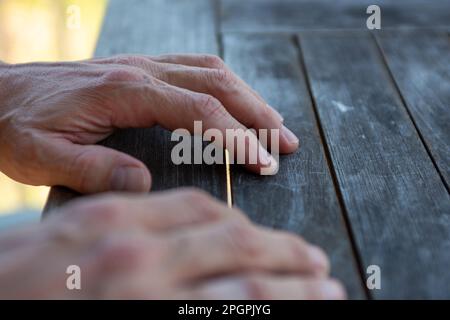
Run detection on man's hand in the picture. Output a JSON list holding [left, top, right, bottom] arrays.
[[0, 189, 344, 299], [0, 55, 299, 193]]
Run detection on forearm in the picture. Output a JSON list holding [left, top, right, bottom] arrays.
[[0, 61, 13, 95], [0, 63, 26, 117], [0, 62, 16, 176], [0, 62, 10, 122], [0, 62, 13, 117]]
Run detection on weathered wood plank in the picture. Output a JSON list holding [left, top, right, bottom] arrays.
[[223, 34, 366, 299], [45, 0, 223, 214], [298, 31, 450, 299], [96, 0, 218, 56], [376, 30, 450, 189], [221, 0, 450, 33]]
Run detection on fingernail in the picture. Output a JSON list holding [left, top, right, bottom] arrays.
[[320, 281, 346, 300], [258, 146, 278, 175], [308, 246, 329, 273], [110, 166, 150, 192], [267, 104, 284, 122], [280, 125, 299, 146]]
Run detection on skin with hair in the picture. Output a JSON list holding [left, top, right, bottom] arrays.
[[0, 189, 345, 299], [0, 55, 345, 299], [0, 54, 299, 193]]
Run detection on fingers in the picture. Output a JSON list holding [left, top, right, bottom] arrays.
[[150, 56, 298, 153], [149, 55, 298, 152], [150, 54, 278, 120], [126, 188, 247, 231], [48, 187, 336, 300], [176, 275, 346, 300], [165, 218, 329, 281], [149, 54, 228, 69], [101, 54, 298, 174], [157, 65, 297, 151], [63, 188, 247, 232], [43, 140, 151, 194], [108, 78, 278, 174]]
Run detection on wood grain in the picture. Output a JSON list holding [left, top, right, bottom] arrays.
[[223, 34, 366, 299], [221, 0, 450, 33], [376, 30, 450, 189], [42, 0, 450, 299], [299, 30, 450, 298]]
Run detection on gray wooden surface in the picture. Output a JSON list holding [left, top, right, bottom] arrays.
[[299, 30, 450, 299], [221, 0, 450, 32], [45, 0, 450, 299], [376, 30, 450, 189], [223, 34, 365, 298]]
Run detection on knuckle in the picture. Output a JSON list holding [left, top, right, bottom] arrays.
[[310, 246, 330, 274], [112, 54, 134, 65], [72, 196, 127, 229], [46, 220, 82, 244], [211, 68, 231, 83], [278, 233, 330, 274], [226, 219, 262, 258], [301, 244, 329, 274], [101, 67, 145, 83], [285, 233, 309, 257], [201, 54, 225, 69], [175, 188, 230, 222], [97, 236, 163, 273], [208, 69, 237, 92], [98, 237, 148, 272], [194, 94, 227, 120], [178, 188, 220, 215], [88, 202, 125, 226], [259, 105, 273, 120], [113, 54, 147, 67], [69, 150, 101, 192]]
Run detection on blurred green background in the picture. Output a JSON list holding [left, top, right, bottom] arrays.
[[0, 0, 108, 226]]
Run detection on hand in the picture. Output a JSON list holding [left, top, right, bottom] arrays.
[[0, 55, 299, 193], [0, 188, 344, 299]]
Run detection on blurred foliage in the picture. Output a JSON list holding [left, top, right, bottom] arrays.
[[0, 0, 108, 215]]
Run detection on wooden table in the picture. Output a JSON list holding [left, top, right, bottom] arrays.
[[45, 0, 450, 299]]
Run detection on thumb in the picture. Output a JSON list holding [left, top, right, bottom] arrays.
[[46, 141, 151, 194]]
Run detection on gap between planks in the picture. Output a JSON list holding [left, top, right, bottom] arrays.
[[371, 32, 449, 193], [294, 34, 371, 300]]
